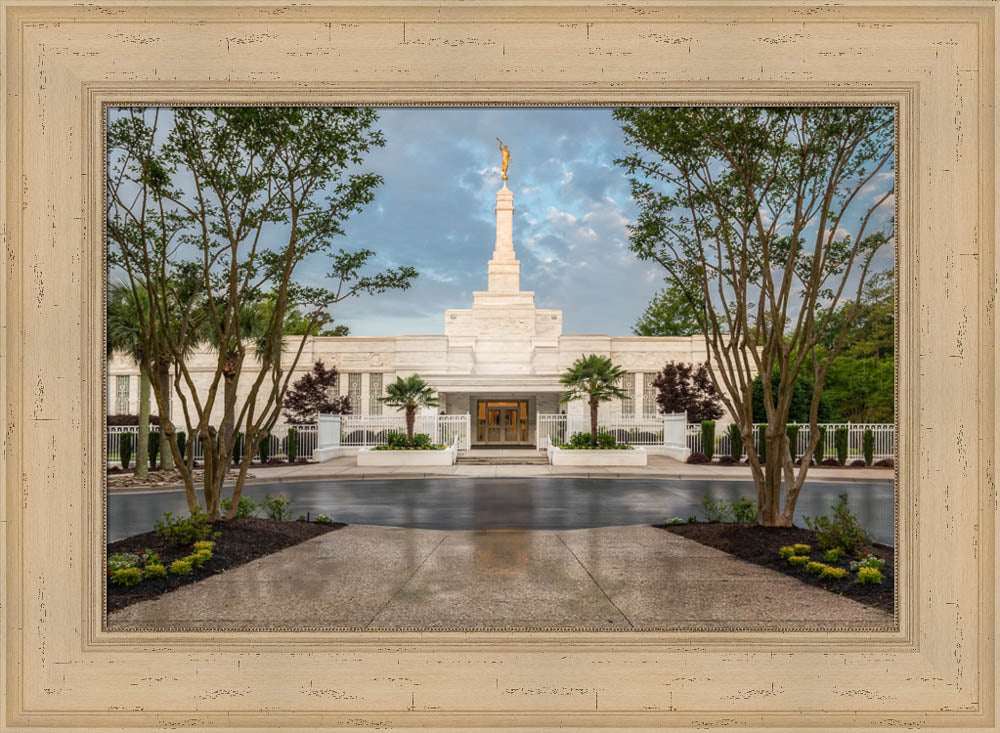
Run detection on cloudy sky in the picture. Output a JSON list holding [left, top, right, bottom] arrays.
[[108, 107, 895, 338], [324, 107, 654, 336]]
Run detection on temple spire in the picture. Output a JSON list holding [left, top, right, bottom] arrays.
[[487, 183, 520, 292]]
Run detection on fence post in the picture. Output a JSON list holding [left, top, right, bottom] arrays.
[[314, 414, 341, 462]]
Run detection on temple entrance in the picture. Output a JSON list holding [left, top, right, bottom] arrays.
[[476, 400, 530, 445]]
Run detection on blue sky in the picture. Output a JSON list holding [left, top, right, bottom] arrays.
[[323, 108, 654, 336]]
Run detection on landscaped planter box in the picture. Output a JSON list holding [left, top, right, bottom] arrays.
[[356, 441, 458, 467], [547, 444, 647, 467]]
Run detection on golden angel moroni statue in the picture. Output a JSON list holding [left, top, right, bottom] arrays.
[[496, 138, 511, 181]]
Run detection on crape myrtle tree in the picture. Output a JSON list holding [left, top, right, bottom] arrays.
[[107, 106, 417, 520], [615, 107, 894, 526], [652, 361, 723, 423]]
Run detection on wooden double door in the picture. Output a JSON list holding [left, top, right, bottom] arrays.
[[476, 400, 529, 445]]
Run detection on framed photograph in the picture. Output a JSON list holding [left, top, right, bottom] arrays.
[[2, 1, 996, 730]]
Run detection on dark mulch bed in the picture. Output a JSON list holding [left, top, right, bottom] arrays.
[[655, 522, 894, 612], [107, 517, 345, 613]]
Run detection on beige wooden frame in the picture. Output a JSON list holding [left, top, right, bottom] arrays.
[[1, 1, 996, 730]]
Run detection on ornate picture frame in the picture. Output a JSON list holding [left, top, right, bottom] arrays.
[[1, 2, 996, 729]]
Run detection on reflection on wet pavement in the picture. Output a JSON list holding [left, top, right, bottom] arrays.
[[108, 477, 894, 545]]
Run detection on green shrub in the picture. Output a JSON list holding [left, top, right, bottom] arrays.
[[262, 494, 293, 521], [569, 432, 593, 448], [813, 425, 827, 465], [686, 516, 698, 524], [820, 565, 848, 580], [192, 540, 215, 553], [665, 517, 684, 526], [823, 548, 844, 563], [757, 424, 767, 463], [701, 420, 716, 461], [186, 549, 212, 569], [411, 433, 433, 449], [804, 561, 827, 575], [176, 431, 187, 461], [233, 432, 243, 463], [729, 496, 758, 523], [287, 427, 299, 463], [258, 435, 270, 463], [385, 431, 408, 448], [596, 431, 616, 449], [856, 566, 884, 585], [862, 428, 875, 466], [120, 433, 133, 470], [148, 431, 160, 469], [834, 427, 848, 464], [787, 555, 809, 567], [143, 563, 167, 579], [108, 551, 141, 572], [220, 496, 259, 518], [168, 559, 193, 576], [803, 493, 871, 552], [154, 510, 214, 546], [110, 567, 144, 586], [700, 495, 731, 523], [314, 514, 333, 525], [792, 543, 811, 554], [785, 424, 799, 462], [778, 546, 797, 560], [727, 424, 743, 461]]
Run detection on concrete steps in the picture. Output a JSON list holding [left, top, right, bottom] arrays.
[[456, 454, 549, 466]]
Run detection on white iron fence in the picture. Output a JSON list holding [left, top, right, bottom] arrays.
[[537, 414, 668, 448], [107, 424, 319, 466], [339, 413, 471, 450], [686, 422, 895, 462]]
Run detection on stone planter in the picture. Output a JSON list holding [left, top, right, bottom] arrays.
[[547, 444, 648, 466], [356, 441, 458, 467]]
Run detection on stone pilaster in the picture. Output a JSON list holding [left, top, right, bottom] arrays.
[[487, 184, 520, 293]]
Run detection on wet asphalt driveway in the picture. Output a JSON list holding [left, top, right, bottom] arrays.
[[108, 476, 894, 545]]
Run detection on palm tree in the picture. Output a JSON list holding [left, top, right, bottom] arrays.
[[379, 375, 439, 443], [107, 283, 152, 477], [559, 354, 628, 446]]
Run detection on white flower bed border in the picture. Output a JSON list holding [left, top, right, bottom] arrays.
[[356, 438, 459, 467], [546, 443, 648, 467]]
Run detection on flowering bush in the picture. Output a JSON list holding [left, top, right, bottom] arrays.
[[856, 567, 884, 585], [315, 514, 334, 525], [849, 552, 886, 572], [823, 548, 844, 563], [108, 552, 142, 572]]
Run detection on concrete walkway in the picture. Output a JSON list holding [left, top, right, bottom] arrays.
[[108, 524, 894, 631], [109, 454, 893, 494]]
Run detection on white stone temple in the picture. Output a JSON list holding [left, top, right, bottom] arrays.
[[108, 180, 732, 447]]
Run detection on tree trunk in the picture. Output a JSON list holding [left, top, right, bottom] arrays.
[[759, 426, 794, 526], [157, 359, 173, 470], [222, 372, 236, 466], [202, 426, 222, 520], [589, 397, 599, 446], [135, 368, 150, 478], [406, 407, 415, 442]]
